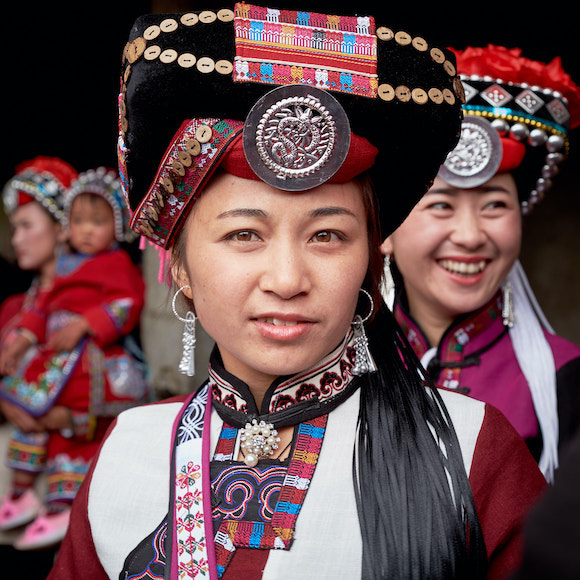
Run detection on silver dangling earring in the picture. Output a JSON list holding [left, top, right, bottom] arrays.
[[351, 289, 377, 376], [502, 280, 515, 328], [380, 254, 395, 311], [172, 285, 197, 377]]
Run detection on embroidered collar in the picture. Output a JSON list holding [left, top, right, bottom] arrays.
[[209, 328, 360, 428], [395, 292, 507, 389]]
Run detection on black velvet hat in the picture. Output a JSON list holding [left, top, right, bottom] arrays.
[[118, 2, 464, 248]]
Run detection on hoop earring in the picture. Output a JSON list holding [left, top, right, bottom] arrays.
[[502, 280, 515, 328], [351, 288, 377, 376], [172, 285, 197, 377], [381, 254, 395, 311]]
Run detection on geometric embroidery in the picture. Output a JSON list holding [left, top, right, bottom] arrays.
[[480, 83, 512, 107], [515, 88, 544, 115], [234, 3, 377, 98], [547, 98, 570, 126], [461, 81, 478, 103]]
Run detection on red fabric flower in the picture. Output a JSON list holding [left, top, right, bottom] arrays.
[[451, 45, 580, 129]]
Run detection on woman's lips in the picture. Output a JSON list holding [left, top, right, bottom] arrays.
[[438, 258, 487, 276], [252, 316, 315, 341], [436, 257, 489, 286]]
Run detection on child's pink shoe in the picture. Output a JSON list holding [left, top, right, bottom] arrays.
[[13, 508, 71, 550], [0, 488, 41, 530]]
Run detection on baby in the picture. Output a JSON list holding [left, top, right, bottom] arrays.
[[0, 167, 149, 550]]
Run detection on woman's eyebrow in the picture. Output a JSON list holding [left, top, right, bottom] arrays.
[[216, 208, 268, 219], [428, 185, 512, 195], [308, 207, 357, 218], [216, 207, 357, 219]]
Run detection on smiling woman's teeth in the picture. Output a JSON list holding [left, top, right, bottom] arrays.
[[262, 318, 299, 326], [439, 259, 487, 275]]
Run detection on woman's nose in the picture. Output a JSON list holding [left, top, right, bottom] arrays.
[[449, 209, 487, 249], [259, 242, 312, 299]]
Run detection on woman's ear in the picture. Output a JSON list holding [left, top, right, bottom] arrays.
[[380, 236, 394, 256], [170, 251, 193, 299]]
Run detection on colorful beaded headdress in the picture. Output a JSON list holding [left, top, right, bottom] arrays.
[[66, 167, 134, 243], [438, 45, 580, 213], [119, 2, 465, 248], [2, 156, 78, 225]]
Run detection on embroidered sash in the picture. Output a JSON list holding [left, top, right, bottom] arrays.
[[170, 383, 216, 579]]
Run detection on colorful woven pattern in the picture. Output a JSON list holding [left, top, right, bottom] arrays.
[[234, 3, 377, 97], [212, 415, 328, 577]]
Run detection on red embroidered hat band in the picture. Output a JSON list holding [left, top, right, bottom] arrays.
[[438, 45, 580, 212], [119, 3, 465, 248]]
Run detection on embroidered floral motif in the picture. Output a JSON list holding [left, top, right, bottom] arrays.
[[174, 384, 211, 579], [0, 340, 86, 416]]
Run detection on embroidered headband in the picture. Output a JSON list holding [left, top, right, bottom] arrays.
[[66, 167, 134, 243], [438, 45, 580, 213], [3, 156, 78, 225], [120, 3, 464, 248]]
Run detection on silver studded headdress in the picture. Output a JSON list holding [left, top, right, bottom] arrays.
[[3, 156, 78, 224], [439, 45, 580, 213], [66, 167, 134, 243]]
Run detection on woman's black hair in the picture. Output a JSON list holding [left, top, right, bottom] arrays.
[[353, 296, 488, 578]]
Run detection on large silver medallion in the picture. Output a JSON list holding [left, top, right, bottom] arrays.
[[439, 115, 503, 189], [244, 85, 351, 191]]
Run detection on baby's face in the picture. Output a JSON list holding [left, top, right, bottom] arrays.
[[68, 194, 116, 255]]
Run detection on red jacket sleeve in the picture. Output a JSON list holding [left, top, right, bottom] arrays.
[[469, 404, 547, 579], [16, 291, 50, 343], [82, 251, 145, 348]]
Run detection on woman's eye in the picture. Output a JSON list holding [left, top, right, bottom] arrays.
[[483, 200, 507, 210], [428, 202, 451, 211], [311, 230, 341, 243], [227, 230, 259, 242]]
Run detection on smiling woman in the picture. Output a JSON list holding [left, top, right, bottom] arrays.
[[384, 44, 580, 483], [48, 5, 545, 580], [384, 173, 522, 344]]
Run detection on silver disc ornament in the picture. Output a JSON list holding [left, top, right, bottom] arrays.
[[243, 85, 351, 191], [438, 115, 503, 189]]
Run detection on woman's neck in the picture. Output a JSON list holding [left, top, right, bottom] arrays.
[[405, 298, 453, 348], [38, 258, 57, 289]]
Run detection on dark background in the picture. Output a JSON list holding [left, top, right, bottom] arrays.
[[3, 1, 580, 343], [1, 4, 579, 575]]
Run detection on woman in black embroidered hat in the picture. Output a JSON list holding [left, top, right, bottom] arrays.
[[49, 5, 544, 580]]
